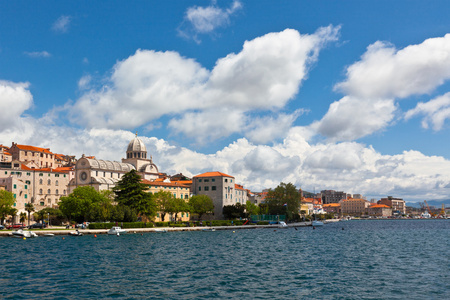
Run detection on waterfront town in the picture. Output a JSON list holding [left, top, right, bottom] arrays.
[[0, 135, 447, 227]]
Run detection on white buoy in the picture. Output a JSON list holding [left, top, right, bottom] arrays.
[[117, 232, 120, 236]]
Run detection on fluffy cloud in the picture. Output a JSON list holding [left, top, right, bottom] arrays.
[[71, 26, 340, 142], [311, 96, 397, 141], [0, 81, 33, 130], [313, 34, 450, 141], [52, 15, 71, 33], [405, 92, 450, 130], [180, 0, 242, 41]]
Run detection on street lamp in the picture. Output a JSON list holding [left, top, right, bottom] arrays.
[[47, 213, 50, 228]]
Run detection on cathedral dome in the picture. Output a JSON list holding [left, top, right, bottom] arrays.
[[127, 135, 147, 153], [126, 133, 148, 160]]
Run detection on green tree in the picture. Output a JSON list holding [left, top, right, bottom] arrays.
[[246, 200, 259, 216], [223, 203, 246, 219], [265, 182, 301, 221], [59, 186, 109, 223], [114, 170, 156, 219], [19, 212, 26, 224], [25, 203, 35, 226], [0, 190, 15, 225], [171, 197, 190, 222], [153, 190, 174, 222], [9, 208, 18, 224], [188, 195, 214, 221]]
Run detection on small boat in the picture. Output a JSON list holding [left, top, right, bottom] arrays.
[[154, 229, 167, 233], [12, 229, 38, 238], [43, 233, 55, 237], [68, 230, 83, 236], [278, 221, 288, 228], [108, 227, 127, 235], [202, 228, 216, 232], [312, 220, 324, 227]]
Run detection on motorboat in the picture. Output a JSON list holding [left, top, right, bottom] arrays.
[[154, 229, 167, 233], [108, 227, 127, 235], [201, 228, 216, 232], [278, 221, 288, 228], [12, 229, 38, 238], [68, 230, 83, 236], [312, 220, 324, 227]]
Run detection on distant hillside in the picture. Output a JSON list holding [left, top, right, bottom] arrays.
[[406, 199, 450, 208]]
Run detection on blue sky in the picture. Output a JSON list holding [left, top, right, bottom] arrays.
[[1, 1, 450, 202]]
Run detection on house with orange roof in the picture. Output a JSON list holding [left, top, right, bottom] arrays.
[[192, 171, 236, 219], [323, 203, 341, 214], [9, 142, 58, 169], [0, 162, 73, 223], [368, 203, 392, 217], [0, 145, 12, 163]]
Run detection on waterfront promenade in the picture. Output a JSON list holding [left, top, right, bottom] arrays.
[[0, 221, 320, 237]]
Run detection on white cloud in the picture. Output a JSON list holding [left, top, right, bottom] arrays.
[[313, 34, 450, 141], [405, 92, 450, 130], [180, 0, 242, 41], [78, 75, 92, 90], [24, 51, 51, 58], [311, 96, 397, 141], [52, 15, 71, 33], [0, 81, 33, 130], [70, 26, 340, 143]]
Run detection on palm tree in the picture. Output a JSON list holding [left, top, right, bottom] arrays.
[[25, 203, 35, 227], [19, 212, 26, 224], [9, 208, 18, 224]]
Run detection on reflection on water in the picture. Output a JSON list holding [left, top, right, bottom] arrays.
[[1, 220, 449, 299]]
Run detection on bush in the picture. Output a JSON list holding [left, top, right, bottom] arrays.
[[257, 221, 269, 225], [155, 222, 169, 227]]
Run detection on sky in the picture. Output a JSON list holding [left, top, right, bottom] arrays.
[[1, 0, 450, 202]]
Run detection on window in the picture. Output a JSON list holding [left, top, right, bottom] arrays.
[[230, 179, 233, 183], [55, 180, 59, 186], [185, 194, 188, 199], [64, 174, 66, 178], [55, 174, 59, 177], [40, 201, 44, 205], [25, 180, 30, 184], [47, 189, 51, 194], [204, 179, 209, 182], [204, 186, 209, 191], [25, 194, 27, 199], [48, 179, 51, 185], [39, 173, 43, 176], [225, 179, 228, 182], [212, 178, 215, 182], [63, 190, 66, 195], [39, 179, 43, 185], [26, 173, 30, 176], [4, 171, 7, 175], [13, 184, 16, 189], [39, 189, 43, 194], [198, 187, 201, 191], [212, 186, 216, 191], [56, 189, 59, 195], [25, 185, 27, 190], [199, 179, 202, 182], [14, 194, 16, 199]]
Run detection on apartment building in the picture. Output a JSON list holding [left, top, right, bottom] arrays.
[[340, 198, 370, 216], [192, 171, 235, 220]]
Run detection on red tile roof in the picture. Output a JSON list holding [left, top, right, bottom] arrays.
[[142, 179, 189, 188], [15, 144, 53, 154], [194, 171, 234, 178]]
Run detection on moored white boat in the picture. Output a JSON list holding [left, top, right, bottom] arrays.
[[278, 221, 288, 228], [108, 227, 127, 235], [312, 220, 324, 227], [68, 230, 83, 236], [12, 229, 38, 238]]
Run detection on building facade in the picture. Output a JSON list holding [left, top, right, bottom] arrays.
[[321, 190, 348, 204], [340, 198, 370, 216], [368, 204, 392, 217], [192, 171, 236, 220], [378, 197, 406, 214]]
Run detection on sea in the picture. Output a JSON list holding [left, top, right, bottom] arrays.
[[0, 220, 449, 299]]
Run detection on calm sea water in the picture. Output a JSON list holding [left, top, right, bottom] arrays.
[[0, 220, 449, 299]]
